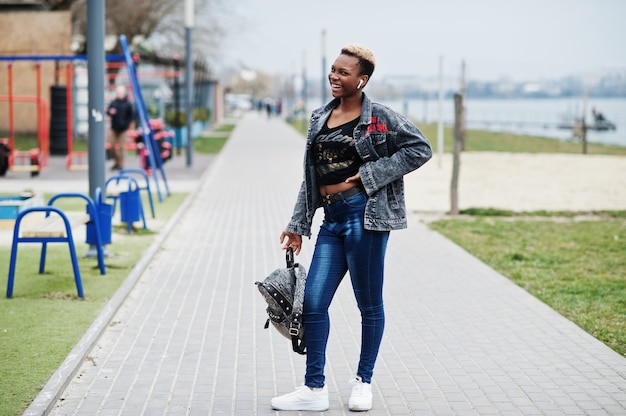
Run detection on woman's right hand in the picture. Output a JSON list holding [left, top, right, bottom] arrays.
[[280, 231, 302, 255]]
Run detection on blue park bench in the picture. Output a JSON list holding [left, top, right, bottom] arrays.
[[6, 192, 107, 299]]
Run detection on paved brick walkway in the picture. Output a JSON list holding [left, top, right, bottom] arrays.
[[22, 113, 626, 415]]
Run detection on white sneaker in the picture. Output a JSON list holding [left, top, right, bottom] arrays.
[[349, 376, 372, 411], [271, 385, 329, 411]]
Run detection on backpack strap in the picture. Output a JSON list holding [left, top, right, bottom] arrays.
[[291, 335, 305, 355], [288, 263, 307, 355], [281, 248, 306, 355], [260, 282, 293, 315], [286, 246, 296, 268], [289, 312, 306, 355]]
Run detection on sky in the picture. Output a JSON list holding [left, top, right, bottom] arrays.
[[219, 0, 626, 83]]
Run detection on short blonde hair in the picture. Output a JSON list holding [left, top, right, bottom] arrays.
[[340, 43, 376, 76]]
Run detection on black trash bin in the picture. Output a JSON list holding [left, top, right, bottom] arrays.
[[49, 85, 68, 155]]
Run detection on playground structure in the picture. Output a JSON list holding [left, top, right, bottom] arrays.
[[0, 56, 97, 175], [0, 54, 178, 175], [0, 60, 50, 175], [1, 38, 221, 202], [0, 51, 171, 202], [126, 118, 174, 174]]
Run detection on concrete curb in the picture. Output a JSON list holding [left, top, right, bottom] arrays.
[[22, 157, 218, 416]]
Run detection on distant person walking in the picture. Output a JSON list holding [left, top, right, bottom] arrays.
[[273, 43, 432, 412], [265, 100, 273, 118], [107, 85, 134, 170]]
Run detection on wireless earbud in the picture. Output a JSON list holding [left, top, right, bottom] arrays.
[[357, 80, 364, 89]]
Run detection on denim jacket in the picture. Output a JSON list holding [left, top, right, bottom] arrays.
[[286, 93, 432, 237]]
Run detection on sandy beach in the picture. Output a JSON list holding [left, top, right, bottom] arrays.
[[405, 151, 626, 213]]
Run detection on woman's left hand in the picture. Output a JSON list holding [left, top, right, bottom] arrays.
[[345, 172, 361, 184]]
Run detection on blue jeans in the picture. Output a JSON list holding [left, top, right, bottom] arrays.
[[304, 191, 389, 388]]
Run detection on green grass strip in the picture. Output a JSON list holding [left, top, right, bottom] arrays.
[[0, 192, 187, 415]]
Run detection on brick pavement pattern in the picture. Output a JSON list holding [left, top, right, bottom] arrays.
[[27, 113, 626, 415]]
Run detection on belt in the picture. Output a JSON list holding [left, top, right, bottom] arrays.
[[321, 186, 364, 205]]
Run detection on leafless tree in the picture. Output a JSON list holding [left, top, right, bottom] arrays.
[[40, 0, 231, 65]]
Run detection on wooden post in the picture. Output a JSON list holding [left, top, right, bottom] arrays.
[[450, 93, 463, 215]]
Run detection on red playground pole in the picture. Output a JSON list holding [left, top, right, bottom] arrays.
[[8, 63, 14, 153]]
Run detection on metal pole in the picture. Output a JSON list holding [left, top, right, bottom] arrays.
[[437, 55, 444, 168], [301, 51, 307, 132], [87, 0, 106, 198], [173, 55, 181, 155], [185, 0, 194, 167], [321, 29, 327, 104], [84, 0, 107, 258], [460, 59, 466, 151]]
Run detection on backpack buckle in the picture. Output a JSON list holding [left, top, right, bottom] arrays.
[[289, 313, 302, 336]]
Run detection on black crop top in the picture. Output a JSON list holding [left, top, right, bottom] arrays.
[[313, 116, 363, 185]]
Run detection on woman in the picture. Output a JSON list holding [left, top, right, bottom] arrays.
[[273, 44, 432, 412]]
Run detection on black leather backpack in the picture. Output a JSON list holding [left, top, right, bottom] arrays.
[[255, 248, 306, 354]]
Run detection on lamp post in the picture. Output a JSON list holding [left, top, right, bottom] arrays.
[[87, 0, 105, 198], [185, 0, 194, 167], [301, 52, 307, 132], [321, 29, 327, 104], [173, 55, 181, 155], [437, 55, 444, 168], [85, 0, 106, 258]]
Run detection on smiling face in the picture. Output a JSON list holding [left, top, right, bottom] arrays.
[[328, 54, 367, 99]]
